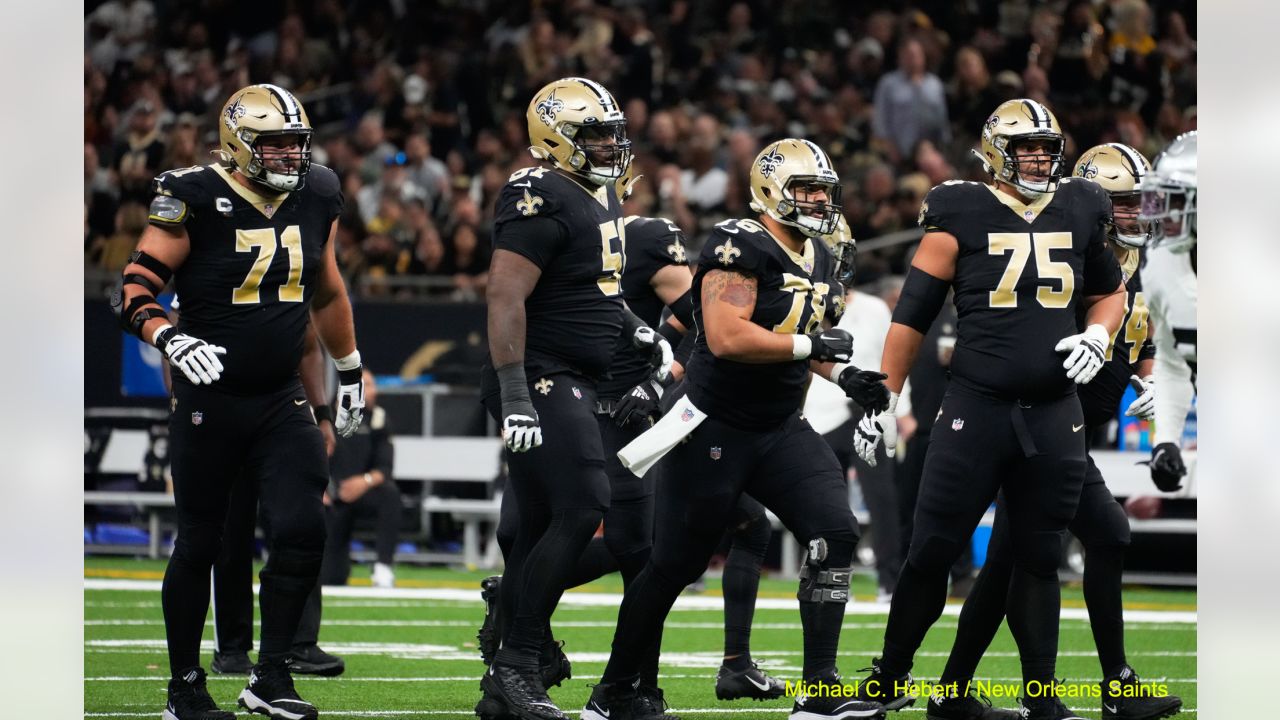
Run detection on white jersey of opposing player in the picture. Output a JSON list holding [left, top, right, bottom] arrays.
[[1142, 243, 1197, 445]]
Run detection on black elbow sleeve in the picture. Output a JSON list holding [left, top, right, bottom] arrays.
[[667, 288, 694, 329], [892, 269, 950, 334]]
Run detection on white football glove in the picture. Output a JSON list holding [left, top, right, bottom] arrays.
[[502, 410, 543, 452], [854, 392, 899, 467], [154, 326, 227, 385], [632, 326, 674, 383], [334, 366, 365, 438], [1124, 374, 1155, 420], [1055, 323, 1109, 384]]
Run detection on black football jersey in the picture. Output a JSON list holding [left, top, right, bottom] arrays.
[[685, 218, 846, 430], [918, 178, 1122, 401], [1077, 254, 1154, 427], [482, 166, 627, 387], [598, 215, 690, 401], [148, 163, 342, 394]]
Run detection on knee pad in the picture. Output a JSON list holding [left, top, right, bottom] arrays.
[[797, 537, 853, 603], [603, 496, 653, 558], [906, 533, 966, 574], [172, 524, 224, 569], [729, 512, 772, 558], [263, 544, 323, 578], [1011, 530, 1065, 579], [1076, 500, 1132, 549]]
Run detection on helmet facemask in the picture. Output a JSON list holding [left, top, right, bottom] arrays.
[[1140, 182, 1196, 252], [242, 129, 313, 192], [1000, 134, 1065, 199], [774, 176, 843, 238], [1108, 191, 1154, 248], [562, 120, 632, 185]]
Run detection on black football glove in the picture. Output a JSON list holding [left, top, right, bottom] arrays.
[[837, 366, 891, 415], [806, 328, 854, 363], [612, 379, 662, 429], [1149, 442, 1186, 492]]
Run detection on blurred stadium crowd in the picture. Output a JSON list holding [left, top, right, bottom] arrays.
[[85, 0, 1196, 298]]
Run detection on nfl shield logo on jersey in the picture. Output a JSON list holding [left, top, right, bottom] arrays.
[[681, 408, 695, 422], [191, 412, 204, 426], [572, 387, 582, 400], [951, 418, 964, 431], [710, 446, 722, 460]]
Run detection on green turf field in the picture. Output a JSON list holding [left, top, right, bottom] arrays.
[[84, 557, 1195, 718]]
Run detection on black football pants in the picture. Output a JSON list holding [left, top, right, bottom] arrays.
[[941, 451, 1132, 683], [601, 411, 861, 683], [164, 380, 328, 676], [880, 385, 1086, 686], [485, 372, 609, 659]]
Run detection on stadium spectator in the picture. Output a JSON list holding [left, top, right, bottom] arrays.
[[871, 37, 951, 166], [322, 370, 399, 589]]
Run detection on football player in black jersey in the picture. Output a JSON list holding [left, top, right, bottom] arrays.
[[476, 77, 672, 720], [932, 144, 1181, 720], [582, 139, 890, 720], [851, 100, 1127, 720], [478, 165, 692, 719], [115, 84, 364, 720]]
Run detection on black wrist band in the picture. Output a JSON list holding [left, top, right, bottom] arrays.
[[337, 366, 363, 385], [312, 405, 333, 424]]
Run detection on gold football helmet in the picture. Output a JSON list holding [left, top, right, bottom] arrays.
[[825, 213, 857, 285], [977, 98, 1064, 198], [1074, 143, 1153, 248], [615, 157, 642, 202], [748, 138, 843, 238], [526, 77, 631, 185], [218, 84, 312, 191]]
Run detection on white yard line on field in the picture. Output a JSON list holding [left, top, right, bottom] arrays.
[[84, 579, 1197, 624]]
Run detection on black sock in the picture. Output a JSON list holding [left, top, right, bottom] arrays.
[[602, 564, 683, 684], [504, 509, 602, 654], [722, 546, 765, 658], [940, 557, 1013, 686], [880, 560, 950, 677], [1082, 543, 1128, 677], [1006, 565, 1060, 685], [565, 537, 619, 589], [724, 653, 753, 672]]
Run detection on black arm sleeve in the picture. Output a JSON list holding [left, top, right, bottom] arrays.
[[667, 288, 694, 329], [674, 326, 696, 367], [892, 268, 951, 334]]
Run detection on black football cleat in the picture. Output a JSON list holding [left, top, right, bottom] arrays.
[[210, 650, 253, 675], [163, 667, 236, 720], [288, 644, 346, 677], [237, 660, 318, 719], [852, 658, 915, 711], [715, 660, 786, 700], [478, 575, 503, 666], [789, 674, 886, 720], [581, 680, 637, 720], [480, 662, 565, 720], [540, 639, 572, 688], [634, 684, 680, 720], [925, 688, 1021, 719], [1100, 666, 1182, 719], [1018, 695, 1085, 720]]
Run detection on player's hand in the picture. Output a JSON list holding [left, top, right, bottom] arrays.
[[836, 366, 890, 415], [335, 367, 365, 438], [806, 328, 854, 363], [854, 392, 899, 467], [1149, 442, 1186, 492], [1055, 323, 1109, 384], [155, 327, 227, 385], [502, 403, 542, 453], [612, 379, 662, 429], [1124, 375, 1155, 420], [632, 326, 674, 383]]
